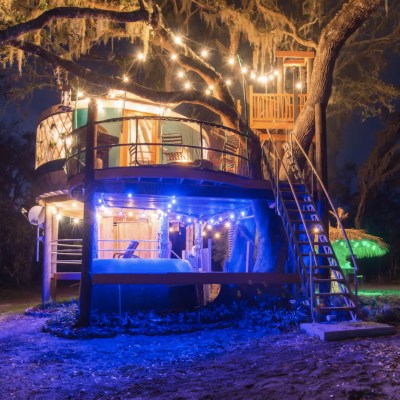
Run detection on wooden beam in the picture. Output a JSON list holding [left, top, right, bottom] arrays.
[[275, 50, 315, 59], [54, 272, 82, 280], [283, 59, 306, 67], [92, 272, 300, 285]]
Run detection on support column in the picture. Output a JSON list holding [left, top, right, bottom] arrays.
[[315, 103, 330, 296], [194, 221, 203, 271], [78, 99, 98, 326], [158, 212, 169, 258], [315, 103, 328, 229], [42, 203, 53, 303], [306, 58, 313, 94], [50, 211, 59, 299], [277, 58, 284, 94]]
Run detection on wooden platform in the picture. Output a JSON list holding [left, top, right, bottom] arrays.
[[91, 272, 300, 285], [301, 321, 396, 341]]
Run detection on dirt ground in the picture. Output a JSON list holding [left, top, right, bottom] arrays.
[[0, 309, 400, 400], [2, 284, 400, 400]]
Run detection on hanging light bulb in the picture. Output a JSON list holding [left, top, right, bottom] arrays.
[[128, 211, 133, 217], [250, 72, 256, 80], [184, 81, 191, 90], [225, 79, 232, 86], [201, 49, 209, 58], [73, 218, 80, 224], [174, 36, 183, 45], [214, 232, 221, 239], [225, 222, 231, 228], [296, 82, 303, 90], [177, 70, 185, 79], [122, 75, 129, 82], [274, 69, 279, 76], [137, 52, 145, 61], [170, 53, 177, 61], [228, 57, 235, 65], [205, 89, 211, 95], [241, 66, 248, 74], [207, 224, 212, 231]]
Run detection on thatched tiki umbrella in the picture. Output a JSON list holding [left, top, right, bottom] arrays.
[[329, 209, 389, 274]]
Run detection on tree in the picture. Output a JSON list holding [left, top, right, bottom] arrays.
[[355, 113, 400, 229], [0, 122, 36, 286], [0, 0, 398, 320]]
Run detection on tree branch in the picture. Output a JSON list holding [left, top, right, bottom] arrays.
[[9, 40, 250, 133], [0, 7, 150, 44], [255, 0, 318, 50]]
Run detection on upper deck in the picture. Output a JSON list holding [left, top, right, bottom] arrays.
[[34, 97, 271, 201]]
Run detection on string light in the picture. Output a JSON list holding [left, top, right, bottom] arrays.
[[225, 79, 232, 86], [296, 82, 303, 90], [174, 36, 183, 45], [214, 232, 221, 239], [184, 81, 191, 90], [73, 218, 80, 224], [200, 49, 209, 58], [122, 75, 129, 82], [205, 89, 211, 95], [241, 66, 248, 74], [171, 53, 178, 61], [177, 70, 185, 79], [228, 57, 235, 65], [137, 52, 145, 61]]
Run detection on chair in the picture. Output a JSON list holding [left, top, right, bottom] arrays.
[[161, 132, 184, 162], [113, 240, 140, 259], [221, 136, 239, 173]]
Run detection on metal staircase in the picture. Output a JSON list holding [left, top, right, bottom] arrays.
[[262, 133, 359, 322]]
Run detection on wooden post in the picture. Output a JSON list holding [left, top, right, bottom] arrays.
[[248, 85, 254, 127], [194, 221, 203, 271], [78, 99, 98, 326], [158, 212, 169, 258], [277, 57, 284, 94], [315, 103, 330, 296], [42, 203, 53, 303], [293, 93, 299, 122], [306, 58, 313, 94], [315, 103, 328, 228], [50, 212, 59, 299]]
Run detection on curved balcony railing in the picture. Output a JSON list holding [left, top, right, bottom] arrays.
[[65, 116, 251, 178]]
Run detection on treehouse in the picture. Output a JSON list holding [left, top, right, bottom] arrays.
[[33, 50, 360, 321], [247, 51, 314, 142]]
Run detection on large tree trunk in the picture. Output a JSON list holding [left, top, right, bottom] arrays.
[[252, 200, 288, 273], [291, 0, 381, 165]]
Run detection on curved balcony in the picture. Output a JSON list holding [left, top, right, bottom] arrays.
[[65, 116, 255, 187]]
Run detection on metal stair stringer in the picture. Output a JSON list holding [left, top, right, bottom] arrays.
[[262, 139, 359, 322]]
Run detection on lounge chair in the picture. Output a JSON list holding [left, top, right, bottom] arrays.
[[113, 240, 140, 258]]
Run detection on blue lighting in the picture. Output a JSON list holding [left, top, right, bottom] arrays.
[[127, 193, 133, 198]]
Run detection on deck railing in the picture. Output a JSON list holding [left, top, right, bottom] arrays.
[[65, 116, 252, 178], [249, 92, 307, 127]]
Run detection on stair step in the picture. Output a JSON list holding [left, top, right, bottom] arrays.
[[315, 292, 352, 296], [300, 253, 335, 257], [313, 278, 346, 283], [297, 241, 326, 246], [317, 306, 357, 312], [286, 209, 316, 214]]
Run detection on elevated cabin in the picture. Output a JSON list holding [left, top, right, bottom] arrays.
[[34, 92, 297, 311], [247, 51, 314, 142]]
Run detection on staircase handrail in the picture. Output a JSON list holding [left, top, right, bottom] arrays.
[[262, 134, 320, 270], [289, 132, 360, 294]]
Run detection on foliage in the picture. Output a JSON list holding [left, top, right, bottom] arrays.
[[0, 121, 36, 286], [360, 295, 400, 324], [38, 295, 311, 339]]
